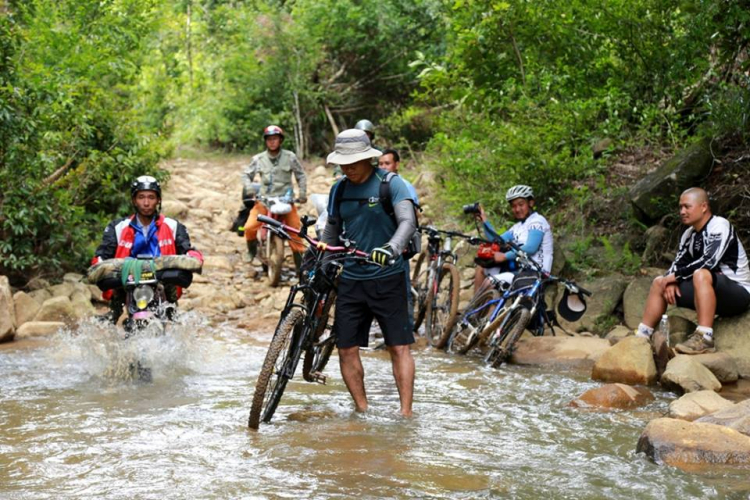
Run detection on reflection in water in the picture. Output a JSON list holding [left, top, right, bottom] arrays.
[[0, 318, 748, 498]]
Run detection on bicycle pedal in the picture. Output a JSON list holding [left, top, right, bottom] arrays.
[[310, 371, 327, 384]]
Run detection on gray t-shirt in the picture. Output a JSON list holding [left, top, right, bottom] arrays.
[[328, 168, 411, 280]]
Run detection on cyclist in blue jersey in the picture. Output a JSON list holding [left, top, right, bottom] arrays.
[[473, 185, 554, 292], [321, 129, 418, 417]]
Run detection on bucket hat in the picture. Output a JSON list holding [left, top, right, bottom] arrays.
[[557, 288, 587, 322], [326, 129, 382, 166]]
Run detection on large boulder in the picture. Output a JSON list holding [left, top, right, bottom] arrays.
[[691, 352, 739, 383], [713, 311, 750, 378], [49, 282, 75, 298], [661, 355, 722, 394], [0, 275, 16, 342], [622, 271, 663, 330], [637, 417, 750, 469], [570, 383, 654, 410], [70, 291, 96, 320], [510, 336, 610, 367], [629, 139, 714, 223], [591, 336, 657, 385], [668, 390, 735, 421], [558, 275, 628, 333], [29, 288, 52, 304], [604, 325, 632, 345], [15, 321, 66, 339], [34, 296, 76, 324], [696, 399, 750, 437], [162, 199, 189, 219], [13, 291, 41, 327], [203, 255, 234, 272]]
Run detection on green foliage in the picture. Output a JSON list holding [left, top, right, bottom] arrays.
[[600, 236, 642, 275], [0, 1, 168, 282]]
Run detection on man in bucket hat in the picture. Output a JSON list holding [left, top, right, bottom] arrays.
[[320, 128, 418, 417]]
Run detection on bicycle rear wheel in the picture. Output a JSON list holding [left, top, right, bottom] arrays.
[[249, 308, 305, 429], [485, 306, 530, 368], [425, 263, 461, 348], [411, 250, 429, 332], [449, 288, 500, 354]]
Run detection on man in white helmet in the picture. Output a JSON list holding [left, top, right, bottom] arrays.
[[473, 185, 554, 292]]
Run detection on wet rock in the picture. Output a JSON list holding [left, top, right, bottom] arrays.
[[591, 336, 657, 385], [511, 336, 610, 367], [692, 352, 739, 383], [34, 296, 76, 324], [26, 277, 50, 291], [570, 383, 654, 410], [637, 417, 750, 469], [558, 275, 628, 333], [630, 139, 714, 223], [13, 291, 41, 328], [49, 282, 75, 298], [16, 321, 66, 339], [713, 311, 750, 378], [70, 291, 96, 320], [719, 379, 750, 403], [661, 355, 721, 394], [669, 391, 735, 421], [605, 325, 632, 345], [0, 276, 16, 342], [696, 399, 750, 437]]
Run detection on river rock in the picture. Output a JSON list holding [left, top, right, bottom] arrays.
[[604, 325, 632, 345], [63, 272, 85, 284], [29, 288, 52, 304], [629, 139, 714, 223], [34, 296, 76, 324], [511, 336, 610, 367], [15, 321, 66, 339], [162, 199, 189, 219], [0, 275, 16, 342], [637, 417, 750, 468], [591, 336, 657, 385], [691, 352, 739, 383], [70, 291, 96, 319], [570, 383, 654, 410], [88, 285, 104, 303], [204, 255, 234, 272], [661, 355, 722, 394], [49, 282, 75, 298], [713, 311, 750, 378], [189, 208, 214, 221], [26, 277, 50, 291], [622, 273, 661, 330], [668, 391, 735, 421], [558, 275, 628, 333], [696, 399, 750, 437], [13, 291, 41, 327]]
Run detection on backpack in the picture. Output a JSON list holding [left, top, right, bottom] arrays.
[[329, 172, 421, 259]]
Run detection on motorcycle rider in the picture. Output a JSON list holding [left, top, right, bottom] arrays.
[[92, 175, 203, 324], [242, 125, 308, 274]]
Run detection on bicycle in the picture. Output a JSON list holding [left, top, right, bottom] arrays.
[[248, 214, 373, 429], [449, 241, 591, 366], [411, 226, 483, 348]]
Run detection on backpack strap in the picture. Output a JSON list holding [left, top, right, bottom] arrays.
[[328, 177, 349, 225], [379, 172, 396, 220]]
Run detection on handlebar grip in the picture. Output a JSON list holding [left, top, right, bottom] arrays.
[[257, 215, 282, 228], [577, 286, 592, 297]]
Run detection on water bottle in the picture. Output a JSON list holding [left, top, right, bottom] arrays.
[[659, 314, 670, 347]]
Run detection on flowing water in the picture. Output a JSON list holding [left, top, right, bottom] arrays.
[[2, 316, 749, 499]]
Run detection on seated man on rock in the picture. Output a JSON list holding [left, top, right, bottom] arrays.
[[636, 187, 750, 354]]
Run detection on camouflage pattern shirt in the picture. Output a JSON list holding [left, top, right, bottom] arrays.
[[242, 149, 307, 199]]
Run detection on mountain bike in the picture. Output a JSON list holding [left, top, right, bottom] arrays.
[[411, 226, 483, 347], [449, 241, 591, 366], [248, 215, 373, 429]]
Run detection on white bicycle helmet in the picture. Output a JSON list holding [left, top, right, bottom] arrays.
[[505, 185, 534, 202]]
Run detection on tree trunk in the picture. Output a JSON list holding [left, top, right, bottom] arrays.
[[324, 104, 340, 137]]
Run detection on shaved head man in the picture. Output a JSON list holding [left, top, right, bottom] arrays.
[[636, 187, 750, 354]]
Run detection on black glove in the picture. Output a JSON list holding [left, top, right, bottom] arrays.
[[370, 244, 395, 266]]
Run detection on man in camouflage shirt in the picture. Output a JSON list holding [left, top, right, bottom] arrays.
[[242, 125, 307, 272]]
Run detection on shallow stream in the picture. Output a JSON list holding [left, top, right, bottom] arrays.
[[1, 315, 749, 499]]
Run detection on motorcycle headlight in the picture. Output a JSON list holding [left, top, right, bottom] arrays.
[[133, 285, 154, 310]]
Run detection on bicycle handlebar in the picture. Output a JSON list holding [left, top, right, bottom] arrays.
[[417, 225, 490, 245], [257, 214, 370, 259]]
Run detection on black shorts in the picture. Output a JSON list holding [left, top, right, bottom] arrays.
[[333, 272, 414, 349], [676, 271, 750, 317]]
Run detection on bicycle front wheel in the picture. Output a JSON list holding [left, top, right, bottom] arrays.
[[485, 306, 530, 368], [449, 288, 500, 354], [425, 263, 461, 348], [267, 234, 285, 287], [249, 308, 305, 429]]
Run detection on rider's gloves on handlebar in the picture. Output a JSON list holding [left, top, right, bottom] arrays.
[[187, 249, 204, 265], [370, 244, 395, 266]]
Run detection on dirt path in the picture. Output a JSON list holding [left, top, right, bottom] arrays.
[[160, 151, 335, 333]]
